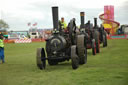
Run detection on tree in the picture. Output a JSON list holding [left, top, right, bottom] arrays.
[[0, 19, 9, 29]]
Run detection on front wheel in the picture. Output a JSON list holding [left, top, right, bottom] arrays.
[[36, 48, 46, 70], [71, 45, 79, 69]]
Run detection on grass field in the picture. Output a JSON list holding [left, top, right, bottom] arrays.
[[0, 40, 128, 85]]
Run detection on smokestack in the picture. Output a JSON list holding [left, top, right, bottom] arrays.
[[94, 18, 97, 27], [52, 6, 59, 30], [80, 12, 85, 28]]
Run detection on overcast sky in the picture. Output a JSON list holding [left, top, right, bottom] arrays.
[[0, 0, 128, 31]]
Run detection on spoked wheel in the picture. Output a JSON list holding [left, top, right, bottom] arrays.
[[103, 31, 107, 47], [76, 35, 87, 64], [94, 31, 100, 53], [71, 45, 79, 69], [92, 39, 96, 55], [36, 48, 46, 70]]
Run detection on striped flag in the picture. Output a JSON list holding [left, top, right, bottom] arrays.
[[33, 22, 37, 26]]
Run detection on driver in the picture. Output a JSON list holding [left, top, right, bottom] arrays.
[[60, 17, 67, 31]]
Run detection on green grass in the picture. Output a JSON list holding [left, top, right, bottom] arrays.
[[0, 40, 128, 85]]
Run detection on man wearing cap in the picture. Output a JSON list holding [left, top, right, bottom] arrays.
[[0, 33, 5, 63]]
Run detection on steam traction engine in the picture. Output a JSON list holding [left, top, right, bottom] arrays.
[[36, 7, 87, 70], [98, 23, 108, 47], [79, 12, 100, 55]]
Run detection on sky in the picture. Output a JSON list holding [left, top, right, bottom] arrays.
[[0, 0, 128, 31]]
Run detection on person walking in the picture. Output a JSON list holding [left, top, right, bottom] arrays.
[[0, 33, 5, 64]]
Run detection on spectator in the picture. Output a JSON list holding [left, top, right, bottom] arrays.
[[0, 33, 5, 64]]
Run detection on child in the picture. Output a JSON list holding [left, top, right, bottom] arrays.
[[0, 33, 5, 63]]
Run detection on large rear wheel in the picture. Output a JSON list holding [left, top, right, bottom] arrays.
[[76, 35, 87, 64], [68, 18, 77, 45]]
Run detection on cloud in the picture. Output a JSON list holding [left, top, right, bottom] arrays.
[[114, 0, 128, 25], [29, 1, 104, 26], [0, 0, 128, 30]]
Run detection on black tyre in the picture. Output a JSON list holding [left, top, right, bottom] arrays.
[[92, 39, 96, 55], [103, 31, 107, 47], [76, 35, 87, 64], [94, 31, 100, 53], [36, 48, 46, 70], [71, 45, 79, 69]]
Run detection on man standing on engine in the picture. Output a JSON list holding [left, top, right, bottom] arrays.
[[0, 33, 5, 64], [60, 17, 67, 31]]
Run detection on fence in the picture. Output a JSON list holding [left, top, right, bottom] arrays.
[[107, 34, 128, 39], [4, 38, 45, 43]]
